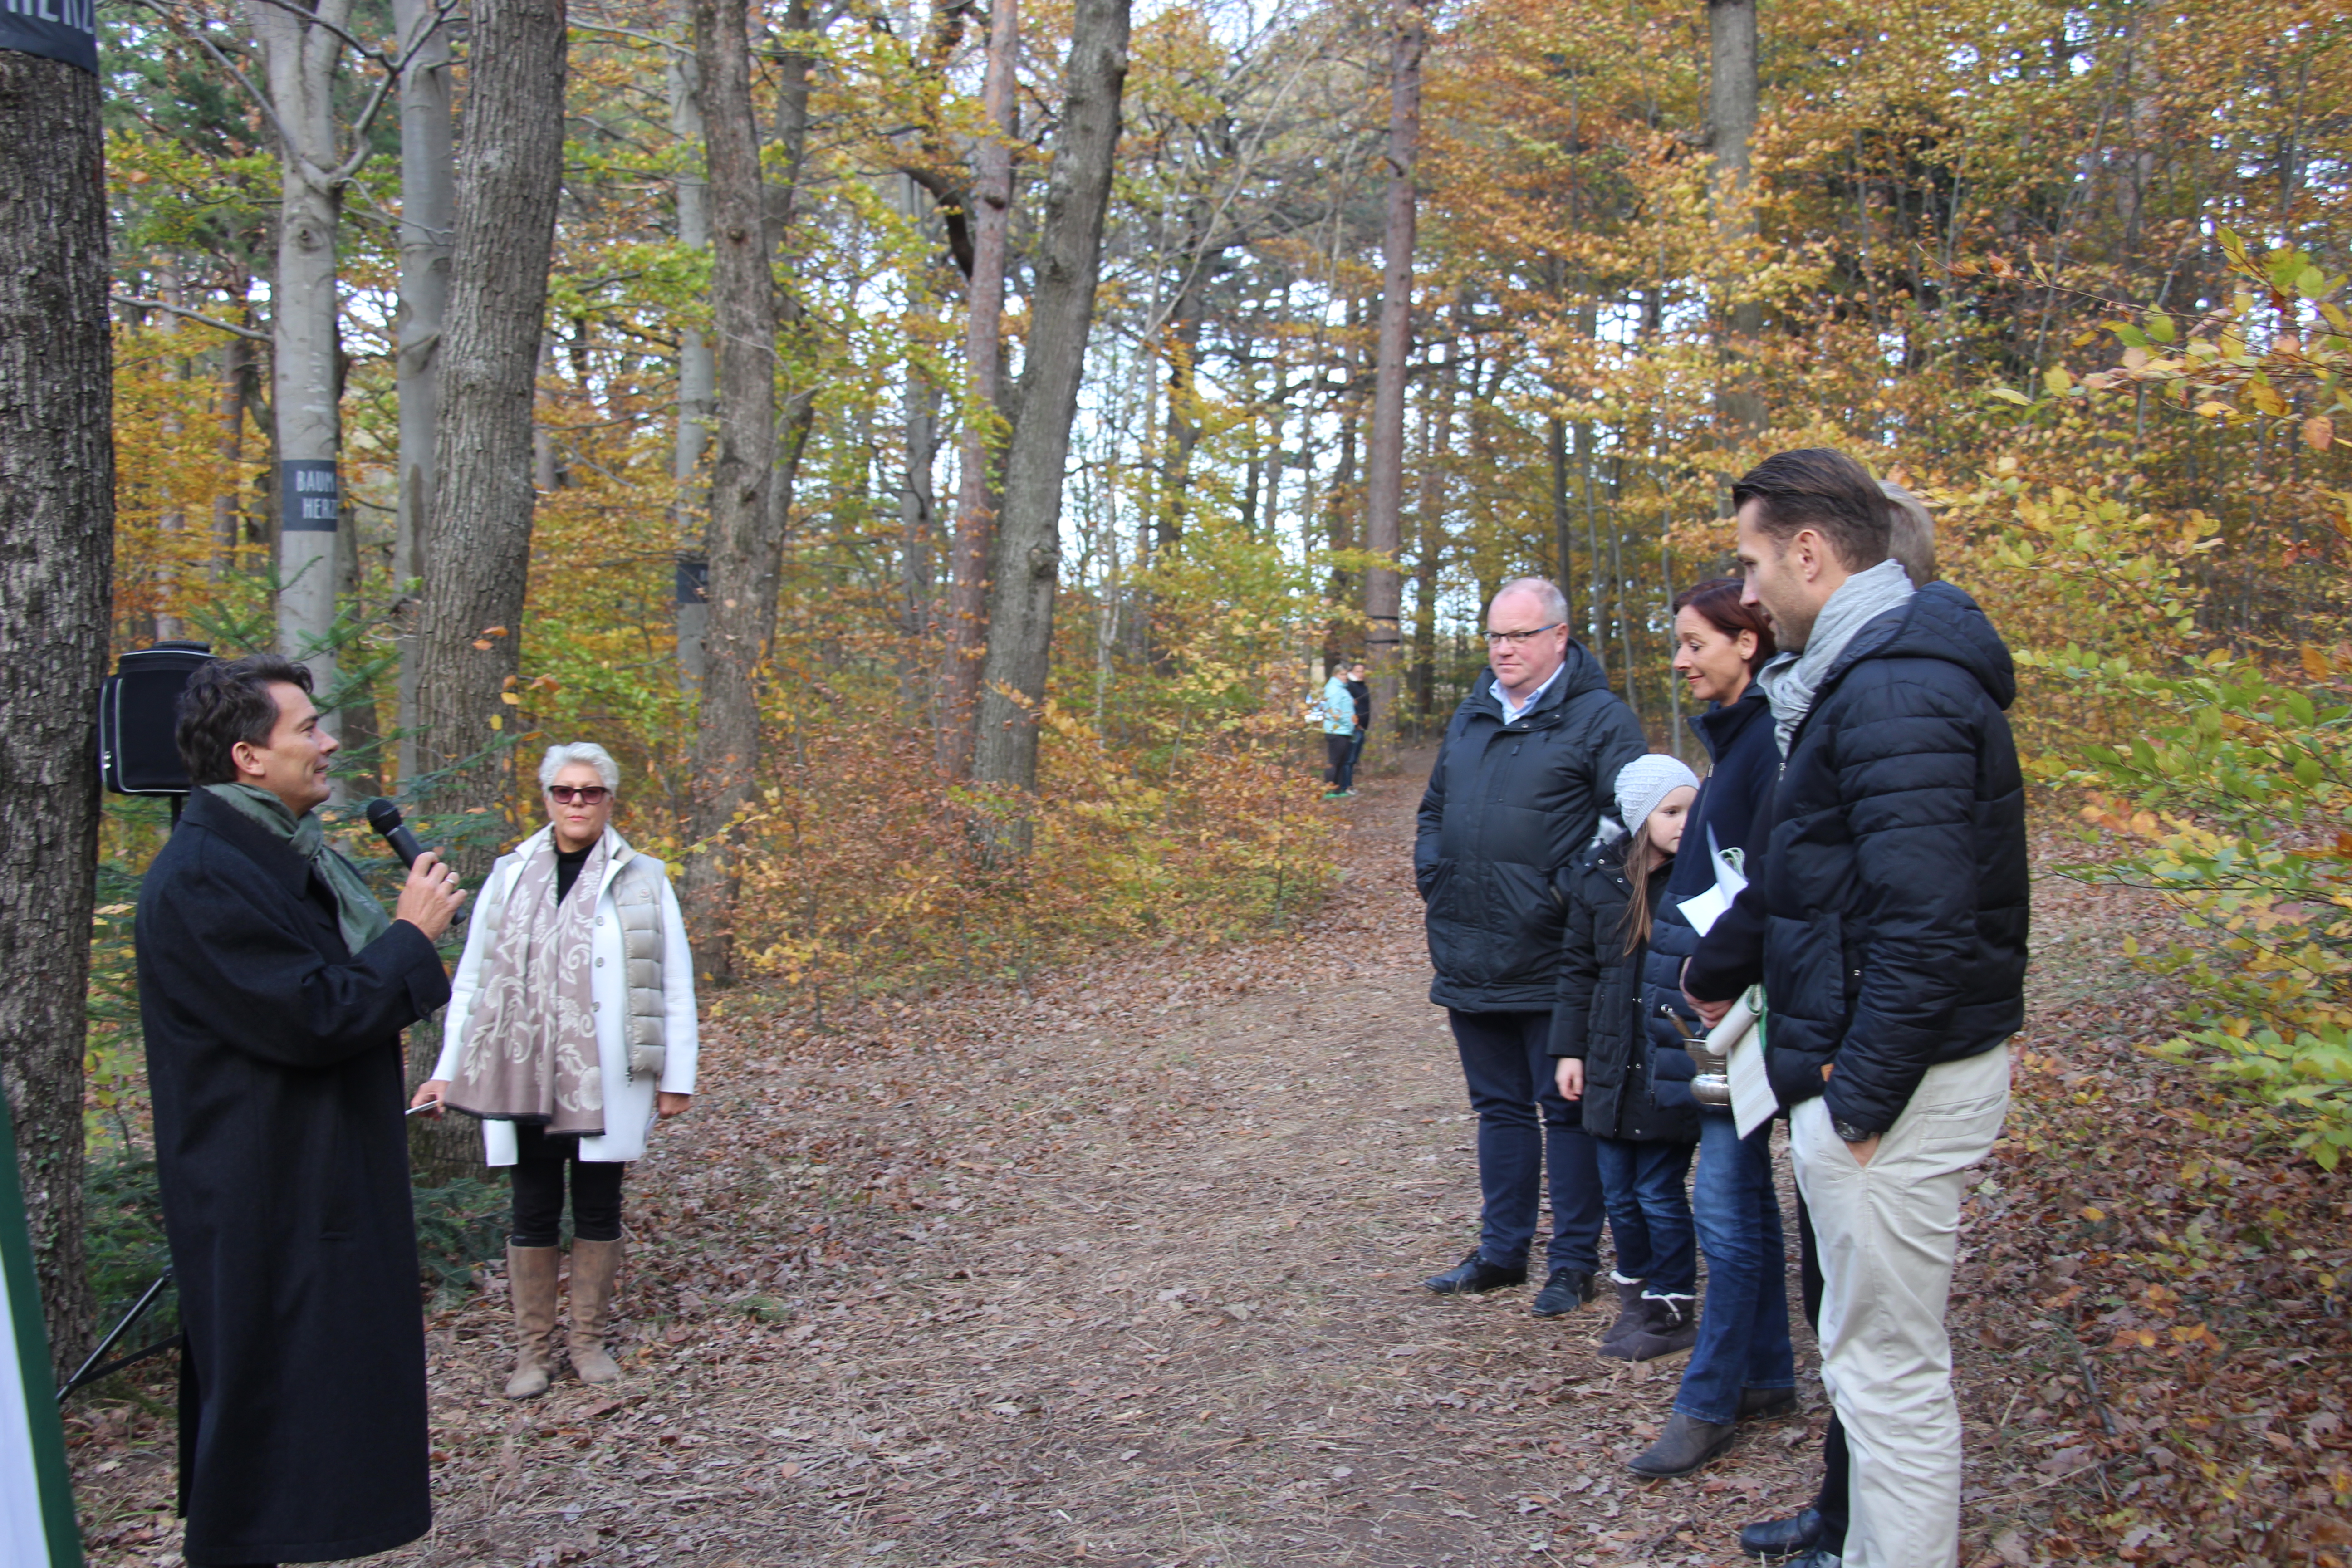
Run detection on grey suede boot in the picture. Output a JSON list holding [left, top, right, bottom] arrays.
[[503, 1244, 561, 1399], [1616, 1294, 1699, 1362], [1596, 1274, 1650, 1353]]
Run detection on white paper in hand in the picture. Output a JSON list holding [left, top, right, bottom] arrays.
[[1676, 827, 1748, 938], [1724, 986, 1777, 1138]]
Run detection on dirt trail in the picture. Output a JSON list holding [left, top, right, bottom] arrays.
[[74, 753, 2190, 1568]]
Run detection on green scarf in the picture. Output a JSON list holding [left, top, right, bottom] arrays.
[[204, 783, 394, 955]]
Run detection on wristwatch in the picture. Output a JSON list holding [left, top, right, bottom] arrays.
[[1832, 1116, 1873, 1143]]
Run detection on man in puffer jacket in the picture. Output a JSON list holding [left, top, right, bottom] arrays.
[[1684, 450, 2027, 1568], [1414, 577, 1646, 1314]]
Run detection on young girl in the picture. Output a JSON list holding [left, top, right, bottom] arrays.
[[1549, 755, 1704, 1362]]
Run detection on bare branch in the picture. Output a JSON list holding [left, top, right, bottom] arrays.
[[115, 296, 272, 342]]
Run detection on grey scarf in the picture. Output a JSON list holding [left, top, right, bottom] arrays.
[[1756, 559, 1916, 757], [203, 783, 394, 954]]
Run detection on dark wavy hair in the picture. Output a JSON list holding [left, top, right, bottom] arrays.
[[1671, 577, 1778, 671], [176, 654, 313, 786], [1731, 448, 1892, 572]]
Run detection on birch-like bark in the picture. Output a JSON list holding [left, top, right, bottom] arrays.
[[970, 0, 1130, 816], [937, 0, 1019, 778], [412, 0, 569, 869], [392, 0, 452, 785], [669, 0, 713, 690], [0, 47, 113, 1379], [680, 0, 776, 983], [1363, 0, 1425, 749]]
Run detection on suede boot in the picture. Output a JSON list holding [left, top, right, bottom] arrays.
[[503, 1244, 561, 1399], [1596, 1274, 1650, 1353], [566, 1237, 625, 1385], [1616, 1294, 1699, 1362]]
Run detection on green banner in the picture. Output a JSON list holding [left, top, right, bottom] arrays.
[[0, 1109, 83, 1567]]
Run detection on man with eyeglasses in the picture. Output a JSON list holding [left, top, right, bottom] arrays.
[[1414, 577, 1645, 1315]]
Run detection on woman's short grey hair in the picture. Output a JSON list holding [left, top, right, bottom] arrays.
[[1880, 480, 1939, 585], [1492, 576, 1572, 627], [538, 742, 620, 793]]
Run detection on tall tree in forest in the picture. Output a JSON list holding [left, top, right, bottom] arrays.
[[412, 0, 569, 857], [1363, 0, 1424, 744], [668, 0, 713, 691], [937, 0, 1019, 777], [1708, 0, 1764, 444], [0, 24, 113, 1379], [970, 0, 1132, 815], [393, 0, 454, 784], [678, 0, 777, 981]]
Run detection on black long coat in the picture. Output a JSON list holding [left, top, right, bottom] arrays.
[[1414, 648, 1646, 1011], [135, 788, 449, 1566]]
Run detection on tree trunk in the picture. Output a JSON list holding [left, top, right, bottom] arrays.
[[678, 0, 778, 984], [412, 0, 569, 869], [936, 0, 1018, 778], [212, 314, 255, 577], [763, 0, 818, 550], [1709, 0, 1765, 444], [969, 0, 1131, 818], [0, 46, 112, 1382], [392, 0, 452, 787], [1363, 0, 1424, 751], [245, 0, 353, 726], [669, 0, 713, 691]]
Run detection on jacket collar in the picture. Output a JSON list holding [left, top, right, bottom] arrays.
[[178, 785, 317, 905], [1686, 686, 1769, 761], [507, 822, 637, 902], [1465, 640, 1608, 731]]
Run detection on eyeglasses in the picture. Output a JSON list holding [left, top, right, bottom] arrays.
[[546, 785, 611, 804], [1485, 622, 1563, 647]]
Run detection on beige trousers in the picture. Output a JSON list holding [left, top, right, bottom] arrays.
[[1791, 1044, 2011, 1568]]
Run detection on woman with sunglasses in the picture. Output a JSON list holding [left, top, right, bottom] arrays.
[[412, 742, 697, 1397]]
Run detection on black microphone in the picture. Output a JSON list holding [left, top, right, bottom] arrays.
[[364, 798, 428, 869]]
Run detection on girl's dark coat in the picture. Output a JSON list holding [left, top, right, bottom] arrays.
[[134, 787, 449, 1566], [1547, 845, 1701, 1142]]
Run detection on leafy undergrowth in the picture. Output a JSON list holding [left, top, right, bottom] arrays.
[[62, 782, 2349, 1567]]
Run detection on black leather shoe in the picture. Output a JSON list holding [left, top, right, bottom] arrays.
[[1531, 1267, 1597, 1316], [1738, 1385, 1798, 1421], [1626, 1411, 1737, 1478], [1421, 1251, 1527, 1295], [1738, 1508, 1824, 1559]]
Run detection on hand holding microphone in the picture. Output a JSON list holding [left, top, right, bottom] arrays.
[[369, 799, 467, 940]]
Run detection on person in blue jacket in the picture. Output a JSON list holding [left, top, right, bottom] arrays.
[[1624, 577, 1793, 1479]]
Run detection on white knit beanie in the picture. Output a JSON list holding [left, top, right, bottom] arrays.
[[1615, 754, 1701, 844]]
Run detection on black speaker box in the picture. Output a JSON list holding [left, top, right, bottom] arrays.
[[99, 642, 216, 795]]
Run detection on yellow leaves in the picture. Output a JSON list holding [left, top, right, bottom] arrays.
[[2246, 380, 2288, 417], [2303, 645, 2335, 682], [2043, 365, 2075, 396]]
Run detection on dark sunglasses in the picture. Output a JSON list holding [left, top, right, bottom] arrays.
[[547, 784, 611, 804]]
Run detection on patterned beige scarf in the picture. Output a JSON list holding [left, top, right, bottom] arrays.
[[446, 833, 608, 1136]]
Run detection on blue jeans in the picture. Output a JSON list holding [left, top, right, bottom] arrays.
[[1591, 1135, 1695, 1294], [1447, 1010, 1605, 1274], [1675, 1110, 1795, 1424]]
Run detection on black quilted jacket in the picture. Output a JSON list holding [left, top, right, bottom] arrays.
[[1683, 582, 2029, 1134], [1548, 844, 1701, 1142]]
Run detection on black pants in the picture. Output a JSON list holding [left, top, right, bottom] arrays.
[[1325, 733, 1356, 790], [1796, 1184, 1851, 1554], [509, 1123, 625, 1247]]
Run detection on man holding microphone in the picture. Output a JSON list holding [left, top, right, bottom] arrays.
[[136, 655, 465, 1568]]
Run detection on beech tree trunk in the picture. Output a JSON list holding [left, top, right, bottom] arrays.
[[0, 46, 112, 1381], [1363, 0, 1425, 748], [679, 0, 777, 984], [936, 0, 1019, 778], [412, 0, 569, 867], [392, 0, 453, 786], [1710, 0, 1765, 443], [243, 0, 358, 732], [669, 0, 714, 691], [970, 0, 1131, 818]]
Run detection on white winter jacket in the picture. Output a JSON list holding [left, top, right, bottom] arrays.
[[431, 824, 698, 1165]]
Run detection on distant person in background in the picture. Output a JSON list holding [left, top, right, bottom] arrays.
[[1551, 755, 1705, 1364], [1318, 662, 1360, 798], [1344, 661, 1372, 785], [414, 742, 698, 1399], [1623, 578, 1791, 1480], [138, 654, 464, 1568], [1415, 577, 1645, 1315]]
